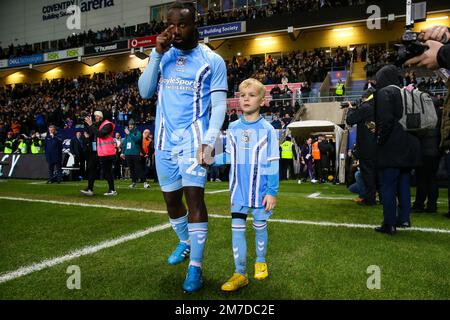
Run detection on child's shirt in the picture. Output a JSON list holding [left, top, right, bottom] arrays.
[[226, 115, 280, 208]]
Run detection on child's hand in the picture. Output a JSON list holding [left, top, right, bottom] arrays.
[[262, 195, 277, 212]]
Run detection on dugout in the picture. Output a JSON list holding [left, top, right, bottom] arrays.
[[286, 120, 347, 183]]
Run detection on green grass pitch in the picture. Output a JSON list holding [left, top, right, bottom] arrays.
[[0, 179, 449, 299]]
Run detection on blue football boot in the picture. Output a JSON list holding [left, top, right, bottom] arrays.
[[182, 265, 204, 293], [167, 242, 190, 265]]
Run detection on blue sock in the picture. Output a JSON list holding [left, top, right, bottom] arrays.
[[232, 218, 247, 276], [169, 213, 189, 245], [253, 220, 268, 263], [188, 222, 208, 268]]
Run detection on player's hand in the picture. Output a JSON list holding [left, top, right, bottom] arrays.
[[419, 25, 450, 42], [197, 144, 215, 167], [262, 195, 277, 212], [405, 40, 443, 69], [85, 116, 92, 126], [156, 26, 175, 54]]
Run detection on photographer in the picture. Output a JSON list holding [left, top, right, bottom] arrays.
[[406, 25, 450, 219], [345, 88, 378, 206], [30, 132, 44, 154]]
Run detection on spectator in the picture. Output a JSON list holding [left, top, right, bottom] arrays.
[[43, 125, 63, 184], [121, 119, 145, 189]]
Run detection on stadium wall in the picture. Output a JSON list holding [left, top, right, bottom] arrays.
[[0, 0, 154, 46]]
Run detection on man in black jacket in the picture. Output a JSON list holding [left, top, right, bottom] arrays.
[[346, 88, 378, 205], [374, 65, 421, 235]]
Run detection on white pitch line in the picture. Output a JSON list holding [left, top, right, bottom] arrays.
[[0, 196, 167, 215], [2, 196, 450, 235], [0, 223, 171, 284], [208, 214, 450, 235], [205, 189, 229, 194], [307, 192, 443, 203], [27, 181, 227, 194]]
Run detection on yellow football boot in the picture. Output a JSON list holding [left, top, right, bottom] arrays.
[[254, 262, 269, 280], [221, 273, 249, 292]]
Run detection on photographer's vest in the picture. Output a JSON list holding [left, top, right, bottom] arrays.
[[18, 141, 27, 154], [31, 140, 43, 154], [4, 139, 14, 154], [441, 79, 450, 150], [336, 83, 344, 96], [312, 142, 321, 160], [97, 120, 116, 157], [281, 141, 294, 159]]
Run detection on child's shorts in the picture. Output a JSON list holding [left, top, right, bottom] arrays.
[[231, 204, 272, 221]]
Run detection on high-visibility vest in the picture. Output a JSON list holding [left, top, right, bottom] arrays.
[[4, 140, 14, 154], [335, 83, 344, 96], [281, 141, 294, 159], [97, 120, 116, 157], [31, 140, 43, 154], [312, 142, 320, 160], [18, 141, 27, 154]]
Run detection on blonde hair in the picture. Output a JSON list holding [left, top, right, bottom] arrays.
[[239, 78, 266, 99]]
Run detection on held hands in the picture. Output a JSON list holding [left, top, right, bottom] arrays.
[[262, 195, 277, 212], [196, 144, 215, 167], [156, 26, 175, 54]]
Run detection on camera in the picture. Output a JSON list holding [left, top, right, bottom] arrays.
[[340, 100, 361, 109], [81, 111, 89, 118], [395, 31, 427, 66], [394, 0, 428, 66]]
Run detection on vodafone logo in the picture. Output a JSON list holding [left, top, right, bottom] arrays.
[[128, 35, 158, 49]]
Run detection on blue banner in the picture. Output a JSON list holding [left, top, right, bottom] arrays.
[[198, 21, 246, 39], [8, 54, 44, 67]]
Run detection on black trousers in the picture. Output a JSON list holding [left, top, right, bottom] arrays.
[[100, 157, 115, 191], [126, 155, 145, 183], [87, 152, 99, 191], [359, 159, 377, 204], [414, 155, 440, 210], [48, 161, 62, 182], [280, 158, 294, 180], [314, 160, 322, 181]]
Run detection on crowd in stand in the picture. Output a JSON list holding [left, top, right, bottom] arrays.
[[226, 48, 350, 96], [0, 69, 157, 146], [0, 0, 367, 60]]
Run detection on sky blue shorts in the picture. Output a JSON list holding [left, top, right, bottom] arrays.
[[155, 144, 207, 192], [231, 204, 272, 221]]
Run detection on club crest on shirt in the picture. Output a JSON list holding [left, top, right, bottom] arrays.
[[241, 130, 251, 143], [176, 56, 186, 66]]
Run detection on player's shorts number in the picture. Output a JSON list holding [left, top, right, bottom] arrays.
[[186, 158, 206, 177]]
